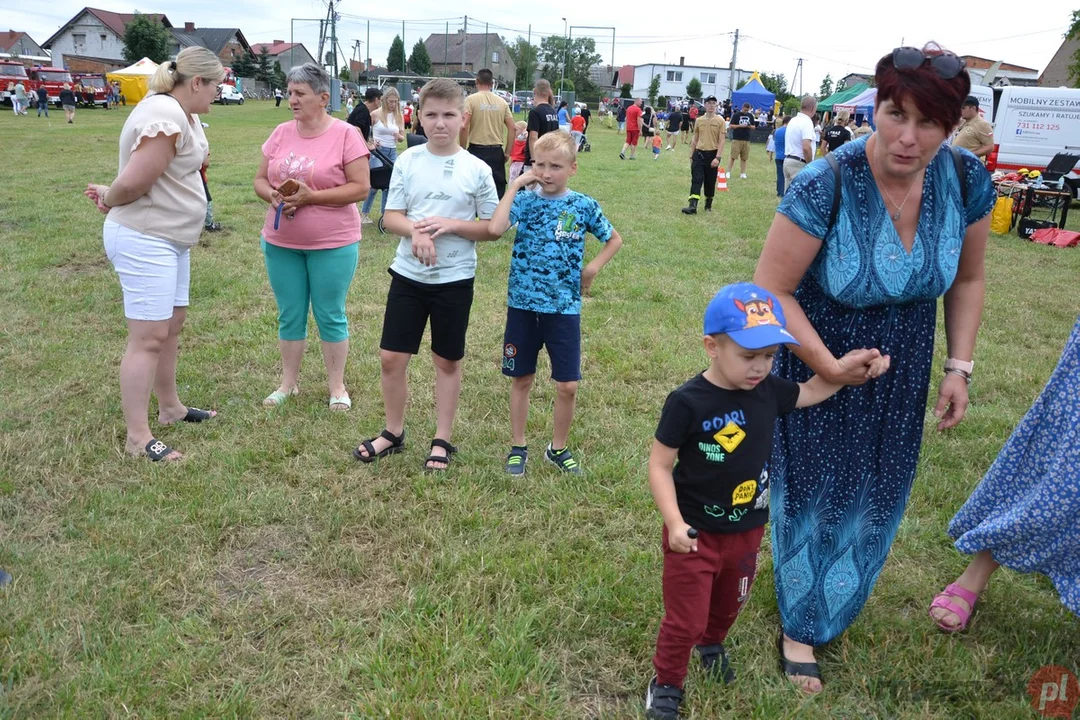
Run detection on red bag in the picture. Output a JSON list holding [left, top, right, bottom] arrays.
[[1030, 228, 1080, 248]]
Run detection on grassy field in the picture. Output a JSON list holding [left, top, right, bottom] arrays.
[[1, 99, 1078, 719]]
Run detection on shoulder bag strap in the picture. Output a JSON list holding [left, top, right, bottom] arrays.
[[949, 144, 968, 208], [825, 153, 841, 239]]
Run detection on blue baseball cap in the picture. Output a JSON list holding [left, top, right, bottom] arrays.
[[703, 283, 801, 349]]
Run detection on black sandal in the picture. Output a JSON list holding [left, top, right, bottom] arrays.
[[144, 438, 180, 462], [353, 429, 406, 463], [176, 406, 216, 423], [777, 631, 822, 688], [423, 438, 457, 472]]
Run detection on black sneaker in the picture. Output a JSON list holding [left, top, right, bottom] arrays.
[[505, 446, 527, 475], [545, 444, 581, 474], [645, 676, 683, 719], [697, 643, 736, 684], [619, 152, 625, 160]]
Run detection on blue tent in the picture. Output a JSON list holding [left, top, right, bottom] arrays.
[[731, 76, 775, 112]]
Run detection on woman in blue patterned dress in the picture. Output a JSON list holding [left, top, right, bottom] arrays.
[[930, 316, 1080, 630], [752, 43, 996, 692]]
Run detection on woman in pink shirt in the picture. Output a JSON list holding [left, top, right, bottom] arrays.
[[254, 63, 370, 410]]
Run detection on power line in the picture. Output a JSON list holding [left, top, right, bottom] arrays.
[[950, 26, 1067, 45], [740, 34, 876, 72]]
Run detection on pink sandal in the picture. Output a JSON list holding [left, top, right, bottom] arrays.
[[929, 582, 979, 633]]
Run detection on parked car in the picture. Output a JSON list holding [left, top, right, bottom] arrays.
[[513, 90, 533, 108], [215, 84, 244, 105]]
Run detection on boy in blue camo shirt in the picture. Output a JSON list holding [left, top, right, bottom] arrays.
[[489, 131, 623, 475]]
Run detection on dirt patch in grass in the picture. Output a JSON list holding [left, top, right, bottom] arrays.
[[213, 524, 302, 604], [53, 254, 108, 277], [212, 524, 404, 617]]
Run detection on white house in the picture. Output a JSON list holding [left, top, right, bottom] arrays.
[[632, 61, 755, 102], [43, 8, 172, 72]]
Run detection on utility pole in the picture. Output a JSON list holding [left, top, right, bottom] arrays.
[[526, 24, 531, 85], [330, 0, 337, 78], [728, 28, 739, 101], [485, 23, 489, 71], [462, 16, 468, 71], [445, 22, 449, 76], [402, 20, 406, 73], [366, 20, 370, 72], [792, 58, 804, 97], [560, 17, 567, 97]]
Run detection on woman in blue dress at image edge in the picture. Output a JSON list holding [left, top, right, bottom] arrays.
[[752, 42, 995, 692], [930, 315, 1080, 631]]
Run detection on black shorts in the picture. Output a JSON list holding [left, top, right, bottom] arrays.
[[380, 269, 475, 361], [501, 307, 581, 381], [681, 118, 691, 132], [468, 144, 507, 197]]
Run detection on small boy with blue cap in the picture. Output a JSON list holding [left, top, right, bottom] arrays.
[[644, 282, 889, 719]]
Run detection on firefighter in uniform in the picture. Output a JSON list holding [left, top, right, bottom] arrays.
[[681, 95, 726, 215]]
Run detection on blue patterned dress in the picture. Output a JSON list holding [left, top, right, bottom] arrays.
[[770, 137, 995, 645], [948, 316, 1080, 616]]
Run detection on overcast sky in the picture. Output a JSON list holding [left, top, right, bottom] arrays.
[[11, 2, 1077, 92]]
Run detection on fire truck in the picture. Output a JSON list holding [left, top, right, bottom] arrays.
[[28, 66, 74, 105], [72, 73, 110, 108], [0, 60, 29, 105]]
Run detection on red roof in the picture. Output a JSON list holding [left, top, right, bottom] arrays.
[[86, 8, 171, 38], [44, 8, 171, 48], [0, 31, 26, 52], [250, 42, 297, 56]]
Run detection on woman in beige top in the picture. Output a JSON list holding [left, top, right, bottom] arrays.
[[85, 47, 224, 462]]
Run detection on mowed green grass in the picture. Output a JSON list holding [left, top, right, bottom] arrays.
[[1, 99, 1078, 719]]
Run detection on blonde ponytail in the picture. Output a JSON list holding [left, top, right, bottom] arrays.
[[148, 46, 224, 94]]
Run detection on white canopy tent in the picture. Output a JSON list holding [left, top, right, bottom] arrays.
[[106, 57, 159, 104]]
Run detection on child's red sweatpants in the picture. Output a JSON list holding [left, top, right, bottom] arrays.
[[652, 524, 765, 688]]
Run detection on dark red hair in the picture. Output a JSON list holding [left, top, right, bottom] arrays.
[[874, 42, 970, 130]]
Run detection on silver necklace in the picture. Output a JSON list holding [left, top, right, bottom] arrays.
[[879, 177, 919, 221], [869, 139, 921, 221]]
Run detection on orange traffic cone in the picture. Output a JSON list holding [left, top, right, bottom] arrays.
[[716, 169, 729, 192]]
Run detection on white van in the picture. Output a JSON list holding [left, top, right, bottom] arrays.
[[988, 86, 1080, 197]]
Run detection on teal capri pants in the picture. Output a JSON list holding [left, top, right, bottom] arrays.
[[262, 239, 358, 343]]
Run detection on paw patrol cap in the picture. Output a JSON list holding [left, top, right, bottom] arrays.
[[704, 282, 801, 349]]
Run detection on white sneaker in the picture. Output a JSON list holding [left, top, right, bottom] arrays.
[[740, 174, 747, 179], [361, 215, 373, 225]]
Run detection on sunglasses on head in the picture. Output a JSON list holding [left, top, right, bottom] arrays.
[[891, 47, 966, 79]]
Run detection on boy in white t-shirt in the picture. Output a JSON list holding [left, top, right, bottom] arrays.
[[353, 78, 500, 471]]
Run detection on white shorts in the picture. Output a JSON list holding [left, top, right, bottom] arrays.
[[103, 220, 190, 321]]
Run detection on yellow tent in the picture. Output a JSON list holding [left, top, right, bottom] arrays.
[[106, 57, 159, 104]]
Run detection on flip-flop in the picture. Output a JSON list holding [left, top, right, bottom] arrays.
[[143, 438, 181, 462], [173, 407, 216, 423], [329, 394, 351, 411], [929, 582, 979, 633], [777, 631, 822, 690], [263, 388, 298, 407]]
